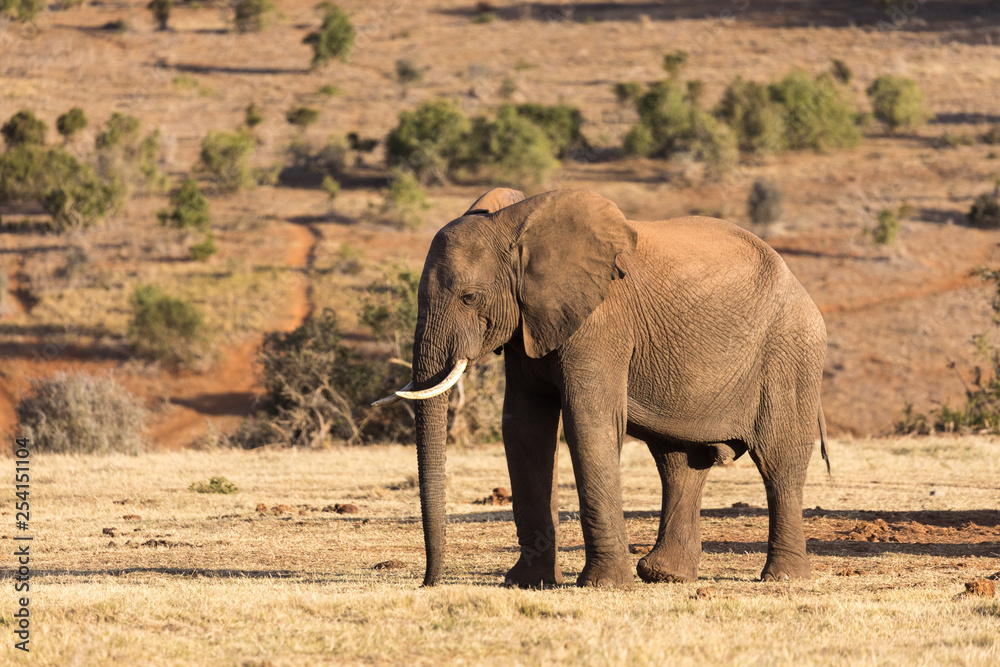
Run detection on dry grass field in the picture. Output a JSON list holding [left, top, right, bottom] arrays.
[[2, 436, 998, 664]]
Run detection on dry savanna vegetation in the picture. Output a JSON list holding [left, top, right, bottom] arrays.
[[3, 437, 999, 664], [2, 0, 1000, 664]]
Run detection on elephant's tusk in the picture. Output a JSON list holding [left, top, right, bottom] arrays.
[[395, 359, 468, 400], [371, 383, 411, 407]]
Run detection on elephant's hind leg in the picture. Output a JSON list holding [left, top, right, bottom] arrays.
[[750, 441, 813, 581], [637, 442, 711, 583]]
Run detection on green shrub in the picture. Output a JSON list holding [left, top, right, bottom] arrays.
[[199, 130, 256, 191], [230, 0, 274, 32], [632, 81, 692, 156], [157, 179, 210, 231], [304, 2, 355, 69], [385, 99, 472, 184], [254, 309, 410, 445], [148, 0, 171, 30], [661, 50, 689, 79], [395, 59, 423, 87], [245, 103, 263, 129], [866, 75, 929, 133], [56, 107, 88, 140], [95, 113, 167, 195], [282, 136, 347, 185], [15, 372, 147, 454], [688, 110, 738, 175], [472, 10, 494, 23], [360, 266, 421, 355], [621, 124, 655, 157], [685, 80, 705, 106], [768, 70, 861, 150], [968, 192, 1000, 229], [0, 145, 123, 231], [0, 0, 43, 22], [379, 169, 430, 228], [511, 103, 589, 158], [612, 81, 643, 106], [831, 59, 852, 84], [2, 110, 47, 147], [871, 208, 899, 245], [128, 284, 208, 367], [470, 105, 559, 186], [715, 77, 787, 154], [103, 19, 128, 33], [747, 179, 783, 225], [189, 232, 217, 261], [189, 476, 238, 493], [321, 175, 340, 200], [285, 106, 320, 129]]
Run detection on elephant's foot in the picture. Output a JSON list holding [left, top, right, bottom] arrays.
[[577, 559, 634, 590], [503, 555, 564, 589], [759, 551, 811, 582], [636, 548, 698, 583]]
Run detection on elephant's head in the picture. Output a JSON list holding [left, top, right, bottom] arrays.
[[376, 187, 637, 586]]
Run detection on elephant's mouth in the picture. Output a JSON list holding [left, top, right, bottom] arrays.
[[371, 359, 468, 407]]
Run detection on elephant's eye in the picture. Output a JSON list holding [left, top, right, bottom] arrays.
[[460, 291, 479, 306]]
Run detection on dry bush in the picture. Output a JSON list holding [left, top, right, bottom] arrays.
[[15, 372, 147, 454]]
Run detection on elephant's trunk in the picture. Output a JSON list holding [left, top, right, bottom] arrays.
[[414, 391, 449, 586]]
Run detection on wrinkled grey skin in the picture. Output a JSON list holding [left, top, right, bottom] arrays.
[[408, 188, 827, 589]]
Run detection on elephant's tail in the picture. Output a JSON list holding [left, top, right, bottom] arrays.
[[818, 400, 830, 475]]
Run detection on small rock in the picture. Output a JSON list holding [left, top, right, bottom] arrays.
[[474, 487, 512, 505], [107, 541, 117, 547], [692, 586, 716, 599], [122, 514, 142, 521], [102, 527, 117, 537], [373, 559, 407, 570], [629, 544, 652, 555], [113, 499, 129, 505], [255, 503, 268, 513], [963, 579, 996, 598], [334, 503, 359, 514]]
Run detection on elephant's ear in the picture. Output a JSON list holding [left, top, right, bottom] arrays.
[[464, 187, 527, 215], [503, 190, 637, 359]]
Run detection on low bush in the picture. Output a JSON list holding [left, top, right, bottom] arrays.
[[189, 476, 238, 493], [470, 104, 559, 187], [282, 136, 347, 186], [0, 145, 123, 231], [831, 59, 852, 84], [304, 2, 355, 69], [286, 106, 320, 129], [245, 103, 263, 129], [716, 77, 787, 155], [189, 232, 217, 261], [2, 110, 47, 147], [866, 75, 929, 133], [768, 69, 861, 150], [385, 99, 472, 185], [360, 266, 421, 356], [747, 179, 783, 225], [0, 0, 44, 21], [871, 208, 899, 245], [95, 112, 168, 195], [379, 170, 430, 229], [230, 0, 273, 32], [56, 107, 88, 140], [967, 191, 1000, 229], [128, 285, 208, 367], [395, 59, 423, 87], [254, 309, 411, 446], [15, 372, 147, 454], [199, 130, 256, 192], [157, 178, 210, 231], [512, 103, 589, 158], [661, 50, 688, 79], [148, 0, 171, 30]]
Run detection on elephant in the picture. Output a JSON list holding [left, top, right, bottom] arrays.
[[375, 187, 828, 589]]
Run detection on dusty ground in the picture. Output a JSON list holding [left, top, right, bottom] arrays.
[[0, 437, 997, 664], [2, 1, 1000, 444]]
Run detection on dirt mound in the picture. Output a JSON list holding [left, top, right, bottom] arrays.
[[962, 580, 996, 598], [474, 487, 512, 506]]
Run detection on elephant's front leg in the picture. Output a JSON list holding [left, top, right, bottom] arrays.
[[502, 385, 563, 588], [561, 381, 633, 590]]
